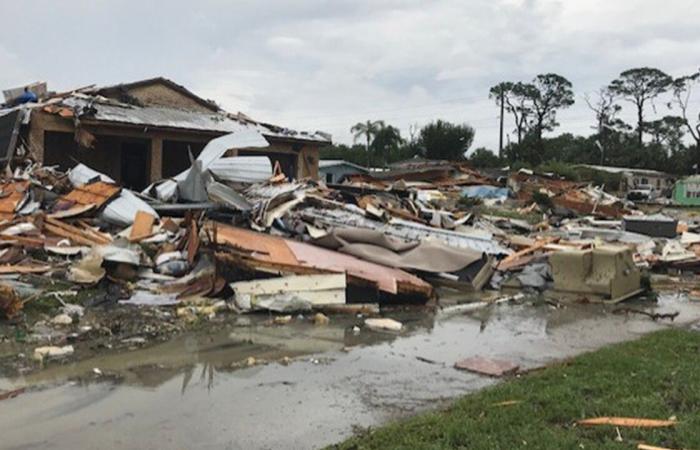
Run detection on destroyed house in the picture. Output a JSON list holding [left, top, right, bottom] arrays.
[[4, 78, 330, 190]]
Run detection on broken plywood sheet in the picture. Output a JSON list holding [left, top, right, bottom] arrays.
[[48, 203, 96, 219], [454, 356, 519, 377], [286, 240, 431, 296], [129, 211, 156, 242], [0, 181, 29, 220], [60, 181, 120, 209], [212, 223, 298, 266], [231, 274, 346, 312], [211, 222, 432, 299]]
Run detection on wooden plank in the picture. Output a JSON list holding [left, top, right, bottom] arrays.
[[498, 237, 559, 270], [0, 264, 51, 274], [129, 211, 156, 242], [577, 417, 677, 428], [0, 235, 46, 248], [231, 274, 346, 295], [638, 444, 676, 450], [44, 218, 111, 246], [240, 289, 345, 305], [48, 203, 96, 219], [186, 219, 199, 265]]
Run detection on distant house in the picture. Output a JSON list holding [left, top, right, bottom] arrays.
[[319, 160, 369, 184], [673, 175, 700, 206], [576, 165, 675, 192], [1, 77, 330, 190]]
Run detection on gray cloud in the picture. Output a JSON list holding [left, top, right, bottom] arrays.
[[2, 0, 699, 150]]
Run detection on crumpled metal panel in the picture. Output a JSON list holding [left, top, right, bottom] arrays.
[[299, 206, 510, 255]]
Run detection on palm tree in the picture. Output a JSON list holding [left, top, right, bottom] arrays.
[[351, 120, 384, 167], [372, 123, 404, 167]]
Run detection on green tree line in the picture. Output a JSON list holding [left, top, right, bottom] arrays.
[[320, 67, 700, 175]]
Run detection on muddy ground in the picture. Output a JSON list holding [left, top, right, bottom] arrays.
[[1, 282, 699, 450]]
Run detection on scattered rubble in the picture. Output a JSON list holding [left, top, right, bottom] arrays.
[[0, 118, 697, 375], [454, 356, 520, 377]]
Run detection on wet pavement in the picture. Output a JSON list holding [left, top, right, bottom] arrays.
[[1, 294, 699, 450]]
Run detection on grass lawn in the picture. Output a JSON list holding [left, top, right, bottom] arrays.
[[331, 329, 700, 450]]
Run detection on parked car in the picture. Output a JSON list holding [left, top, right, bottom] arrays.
[[627, 185, 658, 201]]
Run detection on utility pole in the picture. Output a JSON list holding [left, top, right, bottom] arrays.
[[498, 90, 504, 159]]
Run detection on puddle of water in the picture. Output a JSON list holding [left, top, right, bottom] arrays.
[[1, 294, 698, 450]]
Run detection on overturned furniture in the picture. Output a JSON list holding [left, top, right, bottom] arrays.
[[549, 246, 642, 303], [623, 214, 678, 239]]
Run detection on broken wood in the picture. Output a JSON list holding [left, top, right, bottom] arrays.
[[129, 211, 156, 242], [576, 417, 677, 428], [0, 387, 25, 402], [44, 217, 111, 246], [637, 444, 677, 450], [498, 238, 557, 270], [612, 308, 680, 321], [0, 264, 52, 274], [491, 400, 522, 407]]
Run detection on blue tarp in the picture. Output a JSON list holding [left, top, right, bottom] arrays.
[[461, 185, 510, 200]]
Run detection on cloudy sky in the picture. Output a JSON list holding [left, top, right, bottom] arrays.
[[2, 0, 698, 151]]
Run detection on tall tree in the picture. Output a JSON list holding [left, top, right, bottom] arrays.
[[671, 70, 700, 166], [371, 123, 404, 167], [608, 67, 673, 147], [419, 120, 475, 161], [489, 81, 534, 145], [528, 73, 575, 144], [584, 87, 623, 164], [350, 120, 384, 167]]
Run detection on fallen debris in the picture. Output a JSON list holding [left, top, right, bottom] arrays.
[[231, 274, 346, 312], [364, 318, 403, 332], [550, 246, 642, 302], [453, 356, 519, 377], [33, 345, 74, 361], [612, 308, 680, 321], [637, 444, 677, 450], [0, 387, 25, 402], [0, 283, 23, 319], [576, 417, 677, 428]]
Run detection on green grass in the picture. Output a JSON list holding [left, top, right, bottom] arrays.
[[331, 329, 700, 450]]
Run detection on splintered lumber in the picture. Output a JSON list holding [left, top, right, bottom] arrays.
[[638, 444, 677, 450], [0, 264, 51, 274], [497, 238, 556, 270], [576, 417, 677, 428], [44, 217, 111, 247], [129, 211, 156, 242], [0, 234, 46, 248]]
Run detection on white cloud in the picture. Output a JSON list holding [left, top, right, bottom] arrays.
[[1, 0, 699, 149]]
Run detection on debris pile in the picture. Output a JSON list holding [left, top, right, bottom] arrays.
[[0, 128, 696, 371]]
